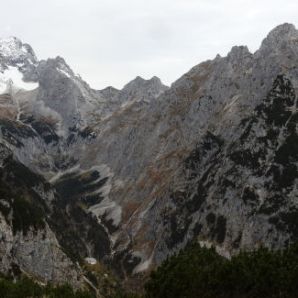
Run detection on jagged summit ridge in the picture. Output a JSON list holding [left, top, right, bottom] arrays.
[[122, 75, 167, 92], [119, 75, 168, 103], [213, 23, 298, 68], [1, 23, 297, 92]]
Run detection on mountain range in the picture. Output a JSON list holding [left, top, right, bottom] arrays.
[[0, 23, 298, 295]]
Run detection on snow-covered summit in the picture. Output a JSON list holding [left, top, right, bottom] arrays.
[[0, 37, 39, 94], [0, 36, 37, 65]]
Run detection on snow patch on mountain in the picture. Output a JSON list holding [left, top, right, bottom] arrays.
[[57, 67, 71, 78], [91, 198, 122, 227], [0, 66, 38, 94], [133, 254, 154, 274]]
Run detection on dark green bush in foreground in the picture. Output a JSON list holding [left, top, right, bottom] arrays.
[[0, 276, 93, 298], [145, 242, 298, 298]]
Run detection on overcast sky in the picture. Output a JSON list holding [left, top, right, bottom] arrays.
[[0, 0, 297, 89]]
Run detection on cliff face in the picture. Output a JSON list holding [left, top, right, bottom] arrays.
[[0, 23, 298, 285], [104, 23, 298, 275], [0, 143, 83, 288]]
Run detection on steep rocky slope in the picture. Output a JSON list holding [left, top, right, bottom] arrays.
[[0, 23, 298, 290], [0, 143, 83, 288]]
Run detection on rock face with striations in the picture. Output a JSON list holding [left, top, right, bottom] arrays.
[[0, 143, 83, 288], [0, 23, 298, 287]]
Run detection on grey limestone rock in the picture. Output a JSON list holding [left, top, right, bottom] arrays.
[[0, 23, 298, 284]]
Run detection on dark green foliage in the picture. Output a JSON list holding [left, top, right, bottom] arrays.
[[122, 254, 142, 275], [0, 276, 93, 298], [110, 248, 142, 279], [145, 242, 298, 298], [163, 132, 224, 250], [145, 244, 225, 298], [54, 171, 107, 203], [0, 184, 12, 218], [0, 179, 46, 235], [166, 214, 192, 249], [266, 164, 298, 190], [275, 133, 298, 164], [258, 195, 284, 215], [30, 120, 59, 145], [257, 75, 295, 126], [241, 187, 258, 205], [5, 159, 41, 188], [193, 222, 203, 236], [0, 119, 37, 148], [113, 292, 142, 298], [11, 195, 45, 235], [49, 202, 111, 262], [229, 149, 263, 169], [206, 213, 216, 225], [185, 131, 223, 172], [279, 211, 298, 238], [210, 215, 227, 244], [49, 168, 111, 263]]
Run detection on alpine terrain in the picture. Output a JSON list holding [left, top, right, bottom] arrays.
[[0, 23, 298, 295]]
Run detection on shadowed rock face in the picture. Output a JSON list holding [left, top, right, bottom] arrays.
[[0, 23, 298, 285]]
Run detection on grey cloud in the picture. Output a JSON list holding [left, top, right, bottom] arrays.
[[0, 0, 297, 88]]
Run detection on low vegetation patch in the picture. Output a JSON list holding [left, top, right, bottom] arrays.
[[144, 242, 298, 298], [0, 276, 93, 298]]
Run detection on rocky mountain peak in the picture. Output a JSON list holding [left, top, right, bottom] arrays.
[[0, 36, 37, 66], [124, 75, 166, 89], [149, 75, 164, 85], [38, 56, 74, 79], [227, 45, 251, 60], [98, 86, 120, 102], [265, 23, 297, 42], [119, 75, 168, 103], [258, 23, 298, 56]]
